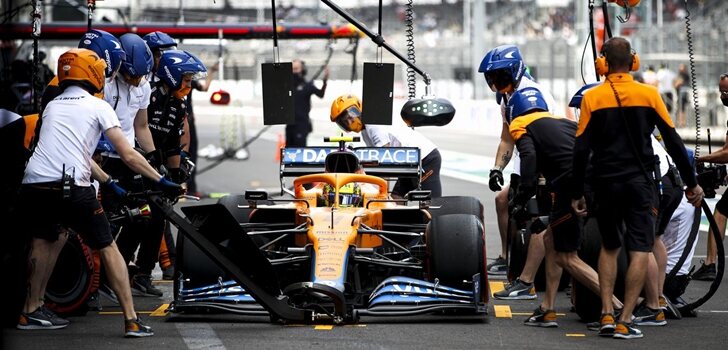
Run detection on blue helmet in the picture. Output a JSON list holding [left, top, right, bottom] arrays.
[[568, 83, 601, 108], [478, 45, 527, 89], [78, 29, 125, 78], [506, 87, 549, 121], [156, 50, 207, 90], [119, 33, 153, 77], [143, 31, 177, 51]]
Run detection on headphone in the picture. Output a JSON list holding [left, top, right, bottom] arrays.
[[594, 44, 640, 76]]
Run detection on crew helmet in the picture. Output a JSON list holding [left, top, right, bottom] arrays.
[[119, 33, 153, 77], [78, 29, 125, 78], [57, 48, 107, 93], [506, 87, 549, 121]]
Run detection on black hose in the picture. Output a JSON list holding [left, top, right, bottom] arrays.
[[681, 200, 725, 312], [684, 1, 701, 158]]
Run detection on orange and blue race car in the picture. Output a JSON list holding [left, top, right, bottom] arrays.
[[168, 137, 489, 324]]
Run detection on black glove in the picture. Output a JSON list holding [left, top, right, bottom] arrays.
[[489, 169, 504, 192], [145, 149, 164, 170], [157, 176, 185, 198]]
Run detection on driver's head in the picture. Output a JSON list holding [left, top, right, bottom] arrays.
[[478, 44, 526, 94], [330, 94, 363, 132], [322, 182, 362, 207]]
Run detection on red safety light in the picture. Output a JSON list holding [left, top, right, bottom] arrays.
[[210, 89, 231, 105]]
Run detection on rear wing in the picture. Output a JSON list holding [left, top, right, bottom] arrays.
[[279, 146, 422, 189]]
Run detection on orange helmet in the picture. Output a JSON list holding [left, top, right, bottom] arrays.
[[330, 94, 363, 132], [57, 48, 107, 93]]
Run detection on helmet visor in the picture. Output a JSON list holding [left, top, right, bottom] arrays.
[[335, 106, 363, 132], [484, 68, 513, 91]]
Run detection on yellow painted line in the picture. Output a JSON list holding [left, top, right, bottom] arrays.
[[150, 303, 170, 317], [98, 311, 152, 315], [566, 334, 586, 337], [153, 280, 174, 284], [314, 325, 334, 330], [489, 281, 504, 298], [493, 305, 512, 318]]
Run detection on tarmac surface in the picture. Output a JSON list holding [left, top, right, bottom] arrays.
[[3, 105, 727, 349]]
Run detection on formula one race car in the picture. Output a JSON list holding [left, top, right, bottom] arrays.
[[168, 137, 488, 324]]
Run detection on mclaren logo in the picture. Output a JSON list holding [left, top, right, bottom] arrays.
[[504, 51, 516, 59], [112, 40, 121, 49], [170, 57, 184, 65]]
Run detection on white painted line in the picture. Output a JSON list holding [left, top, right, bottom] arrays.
[[176, 323, 226, 350]]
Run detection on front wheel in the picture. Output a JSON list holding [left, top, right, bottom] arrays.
[[426, 214, 485, 290]]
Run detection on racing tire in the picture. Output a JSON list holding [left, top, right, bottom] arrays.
[[429, 196, 484, 223], [45, 234, 99, 316], [572, 217, 628, 322], [506, 222, 570, 292], [426, 214, 485, 290]]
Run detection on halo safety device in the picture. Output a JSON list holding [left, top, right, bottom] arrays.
[[57, 48, 108, 93], [330, 94, 363, 132], [143, 31, 177, 51], [78, 29, 125, 78], [156, 50, 207, 91], [506, 87, 549, 121], [478, 44, 527, 92], [119, 33, 153, 78], [594, 48, 640, 76]]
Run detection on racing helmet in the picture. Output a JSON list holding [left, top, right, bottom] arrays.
[[322, 182, 363, 208], [506, 87, 548, 121], [568, 83, 601, 108], [119, 33, 153, 79], [78, 29, 125, 78], [57, 48, 108, 93], [478, 45, 526, 93], [143, 31, 177, 52], [156, 50, 207, 93], [330, 94, 363, 132]]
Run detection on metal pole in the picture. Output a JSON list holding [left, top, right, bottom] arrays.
[[471, 0, 485, 100], [319, 0, 430, 84]]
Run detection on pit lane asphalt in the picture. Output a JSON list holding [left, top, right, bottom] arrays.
[[3, 114, 727, 350]]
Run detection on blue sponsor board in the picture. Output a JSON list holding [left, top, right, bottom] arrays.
[[283, 147, 420, 166]]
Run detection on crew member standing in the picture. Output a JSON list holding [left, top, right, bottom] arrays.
[[571, 37, 703, 340], [288, 59, 328, 147]]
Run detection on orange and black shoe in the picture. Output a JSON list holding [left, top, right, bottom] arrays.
[[17, 306, 69, 330], [124, 315, 154, 338], [524, 306, 558, 328], [613, 321, 643, 339], [595, 313, 616, 337]]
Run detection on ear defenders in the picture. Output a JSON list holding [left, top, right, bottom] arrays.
[[594, 50, 640, 76]]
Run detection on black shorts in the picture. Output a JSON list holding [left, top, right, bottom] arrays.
[[594, 179, 658, 252], [656, 173, 683, 236], [18, 183, 113, 250], [549, 191, 583, 252], [715, 193, 728, 217]]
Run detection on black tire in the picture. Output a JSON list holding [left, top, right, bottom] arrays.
[[45, 234, 96, 316], [572, 217, 628, 322], [430, 196, 484, 223], [426, 214, 485, 289], [507, 221, 570, 292]]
